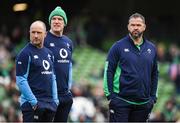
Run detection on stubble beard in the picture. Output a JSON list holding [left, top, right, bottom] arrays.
[[130, 31, 143, 39]]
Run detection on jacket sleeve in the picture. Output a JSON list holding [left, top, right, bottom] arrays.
[[150, 48, 159, 103], [68, 62, 73, 89], [103, 43, 119, 100], [52, 73, 59, 105], [16, 53, 37, 106], [68, 38, 73, 89], [51, 54, 59, 105]]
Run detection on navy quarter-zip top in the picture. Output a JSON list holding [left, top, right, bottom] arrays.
[[16, 43, 58, 106], [44, 32, 73, 96], [104, 35, 158, 103]]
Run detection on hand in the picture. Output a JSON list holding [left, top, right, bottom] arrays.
[[55, 99, 59, 105]]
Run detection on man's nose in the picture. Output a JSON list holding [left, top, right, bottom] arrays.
[[134, 26, 138, 29], [34, 32, 38, 37], [54, 19, 59, 23]]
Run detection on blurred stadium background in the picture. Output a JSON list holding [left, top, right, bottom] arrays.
[[1, 0, 180, 122]]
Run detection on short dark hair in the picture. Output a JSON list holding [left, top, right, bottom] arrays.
[[129, 13, 145, 24]]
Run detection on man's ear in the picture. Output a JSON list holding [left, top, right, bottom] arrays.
[[45, 31, 47, 37], [143, 24, 146, 31]]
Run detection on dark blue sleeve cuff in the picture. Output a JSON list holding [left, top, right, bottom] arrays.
[[151, 96, 157, 103], [107, 93, 116, 100]]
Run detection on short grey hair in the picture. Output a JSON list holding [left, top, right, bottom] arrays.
[[129, 13, 145, 24]]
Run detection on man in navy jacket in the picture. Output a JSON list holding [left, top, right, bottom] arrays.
[[103, 13, 158, 122], [44, 6, 73, 122], [16, 21, 58, 122]]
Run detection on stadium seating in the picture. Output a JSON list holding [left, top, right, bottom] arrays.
[[72, 46, 106, 85]]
